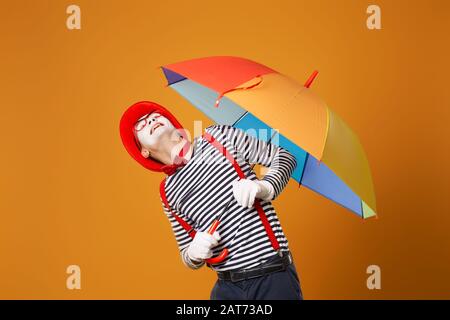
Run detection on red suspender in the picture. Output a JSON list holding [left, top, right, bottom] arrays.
[[160, 178, 197, 239], [159, 131, 280, 251]]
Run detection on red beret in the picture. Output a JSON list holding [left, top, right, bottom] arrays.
[[119, 101, 186, 173]]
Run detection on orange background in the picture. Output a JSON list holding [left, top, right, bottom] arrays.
[[0, 0, 449, 299]]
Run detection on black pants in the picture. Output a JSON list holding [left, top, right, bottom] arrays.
[[210, 260, 303, 300]]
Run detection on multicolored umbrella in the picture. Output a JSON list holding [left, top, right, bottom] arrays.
[[159, 56, 377, 219]]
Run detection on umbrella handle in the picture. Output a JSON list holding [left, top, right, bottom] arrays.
[[206, 248, 229, 264], [205, 219, 229, 264], [207, 219, 221, 234]]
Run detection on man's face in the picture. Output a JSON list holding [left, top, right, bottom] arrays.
[[134, 112, 176, 155]]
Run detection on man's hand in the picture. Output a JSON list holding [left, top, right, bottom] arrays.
[[187, 231, 221, 262], [232, 179, 275, 208]]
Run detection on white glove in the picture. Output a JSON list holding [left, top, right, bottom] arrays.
[[187, 231, 221, 262], [232, 179, 275, 208]]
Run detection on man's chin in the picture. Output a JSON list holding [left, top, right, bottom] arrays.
[[140, 127, 178, 147], [155, 127, 181, 142]]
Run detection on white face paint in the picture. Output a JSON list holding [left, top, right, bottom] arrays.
[[135, 112, 178, 151]]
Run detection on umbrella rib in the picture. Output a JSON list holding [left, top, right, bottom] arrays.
[[298, 153, 309, 186], [231, 111, 249, 127]]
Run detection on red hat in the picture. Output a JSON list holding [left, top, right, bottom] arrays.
[[119, 101, 187, 174]]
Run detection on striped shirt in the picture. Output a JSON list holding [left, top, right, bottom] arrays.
[[161, 125, 297, 271]]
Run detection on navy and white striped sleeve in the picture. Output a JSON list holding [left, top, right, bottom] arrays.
[[220, 125, 297, 199]]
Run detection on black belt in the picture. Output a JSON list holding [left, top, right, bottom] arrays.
[[217, 251, 293, 283]]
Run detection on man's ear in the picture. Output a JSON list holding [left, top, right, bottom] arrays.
[[141, 149, 150, 158]]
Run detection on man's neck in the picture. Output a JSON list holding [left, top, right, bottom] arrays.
[[153, 136, 192, 165], [171, 138, 193, 162]]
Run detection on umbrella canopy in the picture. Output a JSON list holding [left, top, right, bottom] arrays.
[[160, 56, 377, 219]]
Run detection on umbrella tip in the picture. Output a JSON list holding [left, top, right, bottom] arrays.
[[304, 70, 319, 88]]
